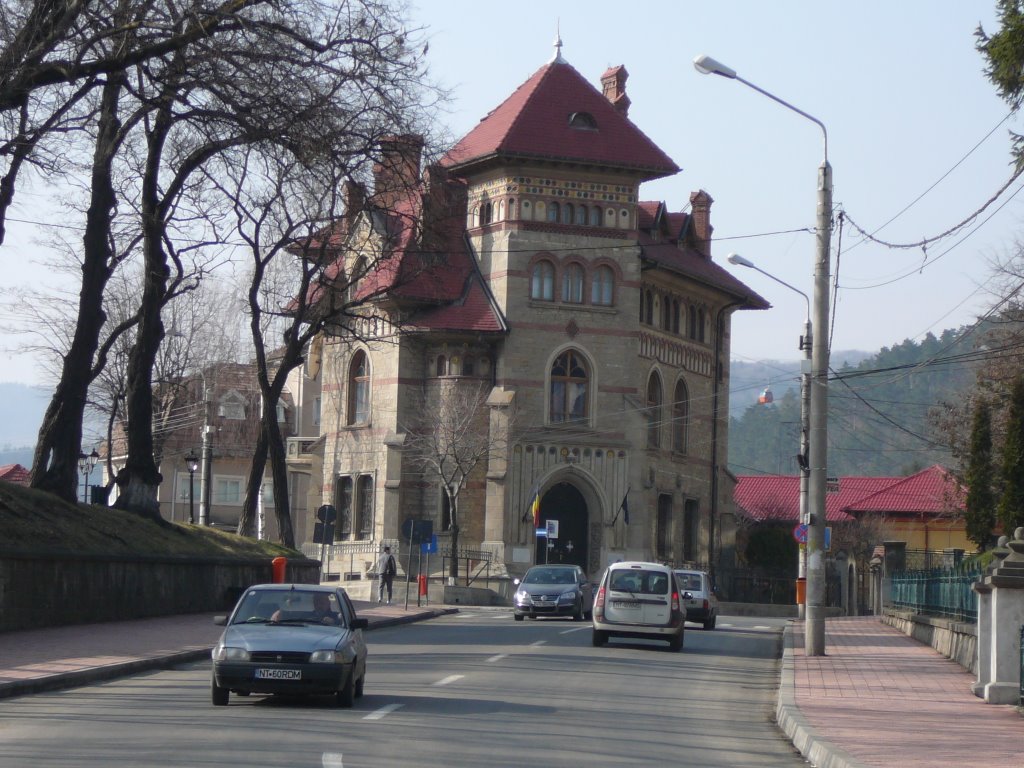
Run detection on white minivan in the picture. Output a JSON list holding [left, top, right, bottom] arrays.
[[591, 561, 686, 651]]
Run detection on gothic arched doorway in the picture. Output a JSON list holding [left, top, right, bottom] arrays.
[[535, 481, 588, 570]]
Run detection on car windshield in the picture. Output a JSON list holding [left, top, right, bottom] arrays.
[[609, 569, 669, 595], [523, 568, 576, 584], [232, 589, 344, 625], [676, 573, 703, 591]]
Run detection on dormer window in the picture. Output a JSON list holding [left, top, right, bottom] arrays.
[[218, 391, 246, 420], [568, 111, 597, 130]]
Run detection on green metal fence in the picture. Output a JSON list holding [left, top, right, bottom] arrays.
[[889, 563, 981, 622]]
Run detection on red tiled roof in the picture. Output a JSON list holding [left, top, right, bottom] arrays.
[[442, 60, 679, 179], [639, 236, 770, 310], [0, 463, 30, 485], [844, 465, 965, 516], [408, 274, 506, 333], [733, 468, 965, 524]]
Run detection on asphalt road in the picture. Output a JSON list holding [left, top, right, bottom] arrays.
[[0, 612, 806, 768]]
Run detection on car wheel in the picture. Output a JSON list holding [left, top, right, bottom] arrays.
[[355, 671, 365, 698], [514, 613, 524, 622], [573, 600, 584, 622], [704, 613, 716, 631], [336, 668, 355, 708], [211, 677, 229, 706], [592, 630, 607, 647], [668, 631, 684, 652]]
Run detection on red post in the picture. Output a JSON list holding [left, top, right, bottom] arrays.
[[418, 574, 428, 597], [272, 556, 287, 584]]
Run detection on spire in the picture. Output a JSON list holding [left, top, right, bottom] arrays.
[[551, 23, 564, 64]]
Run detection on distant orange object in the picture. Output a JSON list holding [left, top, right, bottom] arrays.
[[796, 577, 806, 605], [271, 557, 287, 583], [759, 387, 774, 404]]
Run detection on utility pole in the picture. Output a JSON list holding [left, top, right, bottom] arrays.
[[199, 381, 213, 526]]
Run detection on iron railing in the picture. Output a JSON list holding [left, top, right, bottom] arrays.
[[889, 562, 981, 622]]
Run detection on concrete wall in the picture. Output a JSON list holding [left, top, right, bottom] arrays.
[[0, 551, 320, 633], [882, 608, 976, 674]]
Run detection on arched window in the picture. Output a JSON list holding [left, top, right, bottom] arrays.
[[482, 202, 492, 225], [531, 260, 554, 300], [548, 202, 560, 223], [435, 355, 446, 377], [672, 299, 680, 334], [589, 206, 602, 226], [463, 356, 475, 376], [335, 476, 353, 539], [562, 263, 583, 303], [672, 379, 689, 453], [646, 372, 662, 448], [508, 198, 516, 220], [522, 200, 532, 220], [592, 265, 614, 306], [347, 350, 369, 425], [645, 290, 654, 325], [449, 355, 461, 376], [550, 349, 588, 423], [639, 290, 645, 322], [688, 306, 698, 340], [698, 308, 706, 342], [575, 205, 587, 225], [661, 295, 671, 329], [562, 203, 574, 224]]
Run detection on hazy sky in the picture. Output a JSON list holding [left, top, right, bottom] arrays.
[[0, 1, 1018, 393]]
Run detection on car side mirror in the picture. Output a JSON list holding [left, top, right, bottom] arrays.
[[513, 578, 521, 586], [350, 617, 369, 630], [213, 615, 227, 626]]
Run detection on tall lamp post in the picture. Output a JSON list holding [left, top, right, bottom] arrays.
[[77, 449, 99, 504], [184, 449, 199, 524], [727, 253, 811, 619], [695, 54, 832, 656]]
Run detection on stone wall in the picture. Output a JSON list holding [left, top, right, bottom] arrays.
[[0, 551, 320, 633], [882, 608, 976, 674]]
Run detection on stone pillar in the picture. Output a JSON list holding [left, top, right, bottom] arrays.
[[977, 530, 1024, 704], [869, 555, 883, 616], [882, 541, 906, 609]]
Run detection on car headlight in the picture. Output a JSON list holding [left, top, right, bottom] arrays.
[[212, 646, 250, 662], [515, 590, 530, 602], [309, 650, 339, 664], [559, 589, 578, 602]]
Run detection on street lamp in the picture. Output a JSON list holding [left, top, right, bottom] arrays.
[[184, 449, 199, 524], [728, 253, 812, 618], [77, 449, 99, 504], [696, 54, 832, 656]]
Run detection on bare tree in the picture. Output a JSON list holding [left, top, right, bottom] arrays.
[[402, 380, 514, 580]]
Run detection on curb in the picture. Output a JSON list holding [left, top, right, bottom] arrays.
[[0, 606, 459, 701], [776, 621, 867, 768]]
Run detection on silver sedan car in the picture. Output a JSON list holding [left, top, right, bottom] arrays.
[[513, 564, 593, 621], [211, 584, 368, 707]]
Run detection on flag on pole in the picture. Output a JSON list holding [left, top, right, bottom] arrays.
[[619, 490, 630, 525], [530, 487, 541, 528]]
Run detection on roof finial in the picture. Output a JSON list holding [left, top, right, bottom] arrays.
[[551, 22, 565, 64]]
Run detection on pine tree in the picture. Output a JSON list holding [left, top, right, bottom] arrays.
[[997, 376, 1024, 534], [964, 400, 996, 549]]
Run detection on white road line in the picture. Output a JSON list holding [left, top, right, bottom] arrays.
[[487, 653, 508, 662], [559, 626, 589, 635], [363, 704, 403, 721], [529, 640, 547, 647], [753, 625, 772, 631], [719, 623, 734, 628], [322, 752, 344, 767], [433, 674, 465, 686]]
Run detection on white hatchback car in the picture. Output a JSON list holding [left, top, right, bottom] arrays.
[[673, 569, 719, 630], [591, 561, 686, 651]]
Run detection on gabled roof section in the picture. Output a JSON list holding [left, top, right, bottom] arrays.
[[442, 59, 679, 180], [0, 463, 30, 485], [844, 465, 965, 515]]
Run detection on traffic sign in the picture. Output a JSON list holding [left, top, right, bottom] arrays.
[[546, 519, 559, 540], [793, 523, 809, 544]]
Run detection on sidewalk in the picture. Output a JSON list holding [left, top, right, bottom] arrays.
[[2, 608, 1022, 766], [777, 615, 1023, 767]]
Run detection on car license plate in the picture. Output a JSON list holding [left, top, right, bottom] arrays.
[[612, 600, 640, 608], [255, 668, 301, 680]]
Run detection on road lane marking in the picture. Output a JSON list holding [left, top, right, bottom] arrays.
[[322, 752, 344, 767], [753, 625, 772, 631], [559, 626, 589, 635], [433, 674, 465, 686], [529, 640, 547, 647], [363, 704, 403, 721], [487, 654, 508, 662]]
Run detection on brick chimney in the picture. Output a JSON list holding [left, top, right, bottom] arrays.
[[373, 134, 425, 210], [342, 179, 366, 233], [601, 65, 631, 117], [420, 164, 467, 250], [689, 190, 714, 258]]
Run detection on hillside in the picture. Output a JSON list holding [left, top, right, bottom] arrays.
[[728, 330, 973, 477]]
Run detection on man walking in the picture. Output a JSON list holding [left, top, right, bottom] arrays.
[[377, 545, 397, 605]]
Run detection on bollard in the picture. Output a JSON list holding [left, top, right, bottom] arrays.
[[795, 577, 806, 606], [272, 556, 287, 584], [418, 574, 428, 597]]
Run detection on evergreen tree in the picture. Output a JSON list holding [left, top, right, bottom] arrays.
[[997, 376, 1024, 534], [964, 400, 996, 549]]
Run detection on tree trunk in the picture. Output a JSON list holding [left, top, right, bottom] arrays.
[[238, 429, 268, 539], [448, 490, 459, 581], [31, 74, 124, 501]]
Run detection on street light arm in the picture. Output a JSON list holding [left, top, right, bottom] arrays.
[[727, 253, 810, 322]]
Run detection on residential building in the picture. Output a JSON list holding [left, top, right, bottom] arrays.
[[304, 45, 767, 580]]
